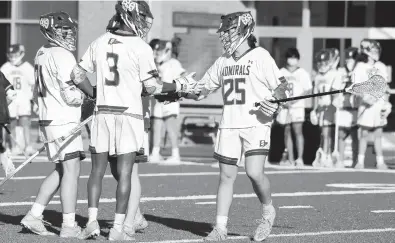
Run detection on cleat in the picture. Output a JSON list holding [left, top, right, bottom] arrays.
[[253, 204, 276, 242], [20, 212, 55, 236], [279, 160, 294, 167], [204, 226, 227, 241], [295, 158, 304, 168], [149, 153, 163, 163], [164, 155, 181, 165], [354, 163, 364, 169], [78, 220, 100, 239], [134, 216, 148, 232], [60, 222, 82, 238], [108, 227, 135, 241], [0, 150, 15, 176], [377, 163, 388, 170]]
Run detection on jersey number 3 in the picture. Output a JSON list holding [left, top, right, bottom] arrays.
[[105, 52, 120, 86], [34, 64, 46, 97], [223, 78, 245, 105]]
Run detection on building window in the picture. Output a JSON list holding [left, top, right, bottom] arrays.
[[256, 1, 302, 26], [15, 24, 46, 64], [0, 1, 11, 19], [0, 24, 10, 65], [14, 1, 78, 20]]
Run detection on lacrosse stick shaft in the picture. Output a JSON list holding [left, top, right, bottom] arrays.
[[0, 115, 93, 188], [254, 89, 346, 106], [2, 125, 29, 158]]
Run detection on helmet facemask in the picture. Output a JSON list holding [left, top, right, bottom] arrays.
[[39, 12, 78, 51], [154, 41, 172, 64], [7, 44, 25, 66], [218, 12, 255, 56], [116, 0, 153, 38], [360, 39, 381, 62]]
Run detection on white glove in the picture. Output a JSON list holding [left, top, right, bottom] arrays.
[[174, 72, 197, 93], [258, 97, 279, 117], [381, 101, 392, 119], [60, 84, 84, 106], [332, 95, 344, 108], [6, 89, 17, 105], [310, 110, 318, 125], [33, 103, 39, 115]]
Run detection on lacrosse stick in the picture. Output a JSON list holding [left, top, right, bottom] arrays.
[[2, 125, 29, 158], [254, 75, 387, 106], [312, 111, 325, 168], [0, 115, 93, 188], [332, 105, 340, 167]]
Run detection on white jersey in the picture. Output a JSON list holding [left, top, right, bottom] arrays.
[[201, 47, 286, 129], [280, 67, 312, 108], [34, 45, 80, 126], [0, 61, 35, 101], [158, 58, 185, 83], [313, 69, 343, 107], [79, 32, 157, 119]]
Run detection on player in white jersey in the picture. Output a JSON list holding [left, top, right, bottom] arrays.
[[0, 71, 16, 176], [276, 48, 312, 167], [71, 1, 197, 240], [310, 48, 343, 168], [332, 47, 359, 168], [150, 39, 186, 164], [353, 39, 391, 170], [187, 12, 288, 242], [20, 11, 84, 238], [1, 44, 35, 155]]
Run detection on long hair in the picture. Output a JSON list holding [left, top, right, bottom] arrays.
[[171, 36, 182, 58], [247, 34, 257, 48]]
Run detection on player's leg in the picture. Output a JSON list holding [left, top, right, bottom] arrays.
[[321, 126, 333, 167], [19, 115, 34, 154], [242, 125, 275, 242], [292, 122, 305, 167], [337, 128, 347, 166], [355, 127, 369, 169], [284, 124, 294, 163], [205, 129, 240, 241], [0, 124, 14, 176], [164, 115, 181, 164], [150, 102, 164, 162], [373, 127, 387, 169], [276, 109, 292, 166], [350, 126, 359, 167], [8, 118, 20, 154]]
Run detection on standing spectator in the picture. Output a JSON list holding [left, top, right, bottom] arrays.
[[150, 38, 186, 164]]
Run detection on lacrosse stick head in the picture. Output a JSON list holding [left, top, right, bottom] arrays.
[[346, 75, 387, 101]]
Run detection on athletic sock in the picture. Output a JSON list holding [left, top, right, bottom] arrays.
[[215, 215, 228, 231], [63, 213, 75, 227], [358, 154, 365, 165], [152, 147, 160, 155], [30, 203, 45, 218], [172, 148, 180, 157], [114, 213, 125, 231], [376, 156, 384, 165], [88, 207, 98, 224]]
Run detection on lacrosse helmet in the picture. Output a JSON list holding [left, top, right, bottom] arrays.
[[360, 39, 381, 61], [314, 49, 332, 74], [7, 44, 25, 66], [153, 40, 172, 64], [39, 11, 78, 51], [345, 47, 359, 72], [217, 11, 255, 56], [115, 0, 153, 38]]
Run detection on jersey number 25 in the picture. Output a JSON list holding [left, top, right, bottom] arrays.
[[223, 78, 246, 105]]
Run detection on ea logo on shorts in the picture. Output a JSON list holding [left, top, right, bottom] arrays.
[[259, 140, 267, 147]]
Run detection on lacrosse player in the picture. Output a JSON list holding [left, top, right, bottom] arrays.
[[332, 47, 359, 168], [71, 1, 197, 240], [1, 44, 35, 155], [353, 39, 391, 170], [311, 48, 343, 168], [150, 39, 186, 164], [276, 47, 312, 167], [20, 12, 84, 238], [187, 12, 288, 241], [0, 71, 16, 176]]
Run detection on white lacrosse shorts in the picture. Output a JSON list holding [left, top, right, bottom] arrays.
[[213, 125, 271, 167], [357, 101, 388, 129], [8, 98, 31, 118], [276, 107, 305, 125], [40, 122, 85, 163], [337, 109, 357, 128], [89, 114, 144, 156], [152, 101, 180, 119]]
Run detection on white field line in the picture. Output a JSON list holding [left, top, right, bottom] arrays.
[[371, 210, 395, 213], [140, 228, 395, 243], [2, 189, 395, 207], [195, 201, 216, 205], [279, 205, 313, 209]]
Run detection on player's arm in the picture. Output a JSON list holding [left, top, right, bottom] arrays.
[[71, 42, 97, 99], [0, 71, 16, 105], [191, 58, 223, 101], [53, 52, 84, 106]]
